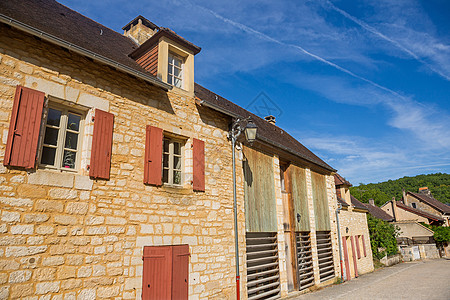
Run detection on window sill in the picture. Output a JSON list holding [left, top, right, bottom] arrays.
[[27, 169, 93, 190], [161, 183, 193, 195]]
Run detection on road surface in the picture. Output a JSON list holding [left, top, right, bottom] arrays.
[[291, 259, 450, 300]]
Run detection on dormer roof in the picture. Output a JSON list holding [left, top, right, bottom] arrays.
[[334, 173, 352, 187], [130, 27, 201, 59]]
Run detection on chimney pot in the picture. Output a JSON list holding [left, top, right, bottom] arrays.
[[264, 115, 276, 124], [418, 187, 431, 195], [368, 198, 375, 206]]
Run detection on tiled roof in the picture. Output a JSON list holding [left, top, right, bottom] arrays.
[[0, 0, 149, 76], [351, 195, 368, 211], [0, 0, 200, 85], [334, 173, 352, 187], [396, 201, 444, 222], [364, 203, 394, 222], [408, 192, 450, 214], [194, 84, 335, 172], [1, 1, 334, 173], [337, 197, 349, 207], [129, 26, 201, 60]]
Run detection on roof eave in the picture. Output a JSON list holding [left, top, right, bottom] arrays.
[[0, 13, 172, 91]]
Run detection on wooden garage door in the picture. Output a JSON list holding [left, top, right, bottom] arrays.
[[243, 147, 277, 232]]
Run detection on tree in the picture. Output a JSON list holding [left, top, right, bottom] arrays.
[[367, 215, 400, 259], [350, 173, 450, 205]]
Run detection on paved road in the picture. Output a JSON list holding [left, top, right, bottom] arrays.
[[291, 259, 450, 300]]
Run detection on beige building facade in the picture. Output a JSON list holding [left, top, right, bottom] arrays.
[[334, 174, 374, 281], [0, 1, 341, 299]]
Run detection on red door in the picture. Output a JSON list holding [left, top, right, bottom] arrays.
[[172, 245, 189, 299], [342, 237, 351, 281], [142, 246, 172, 300]]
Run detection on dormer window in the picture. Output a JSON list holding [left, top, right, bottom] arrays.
[[168, 52, 183, 88]]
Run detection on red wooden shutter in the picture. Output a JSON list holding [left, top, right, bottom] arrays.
[[192, 138, 205, 192], [89, 109, 114, 179], [4, 86, 45, 169], [144, 125, 163, 186], [350, 236, 358, 277], [172, 245, 189, 299], [355, 235, 361, 259], [362, 235, 367, 257], [342, 237, 351, 281], [142, 246, 172, 300]]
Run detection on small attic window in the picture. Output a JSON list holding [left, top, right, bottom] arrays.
[[168, 52, 183, 88], [411, 202, 417, 209]]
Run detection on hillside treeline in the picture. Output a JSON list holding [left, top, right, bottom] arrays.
[[349, 173, 450, 207]]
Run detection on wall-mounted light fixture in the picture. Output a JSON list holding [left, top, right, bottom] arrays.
[[229, 116, 258, 299]]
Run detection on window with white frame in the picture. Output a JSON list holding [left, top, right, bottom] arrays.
[[40, 104, 84, 171], [167, 52, 183, 88], [162, 137, 183, 185]]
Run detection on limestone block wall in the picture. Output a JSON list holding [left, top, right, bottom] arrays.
[[273, 155, 288, 296], [338, 208, 374, 276], [325, 175, 341, 283], [0, 24, 247, 300]]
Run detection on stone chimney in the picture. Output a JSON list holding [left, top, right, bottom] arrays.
[[123, 16, 159, 45], [368, 198, 375, 206], [264, 115, 276, 125], [391, 197, 398, 221], [419, 187, 431, 196], [402, 188, 408, 205]]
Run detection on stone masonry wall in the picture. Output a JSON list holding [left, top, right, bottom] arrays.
[[0, 24, 247, 300]]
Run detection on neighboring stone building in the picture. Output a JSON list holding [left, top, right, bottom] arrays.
[[334, 174, 373, 281], [380, 199, 440, 261], [403, 187, 450, 227], [381, 199, 445, 226], [365, 199, 394, 222], [0, 1, 341, 299]]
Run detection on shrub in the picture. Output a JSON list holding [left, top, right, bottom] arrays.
[[367, 215, 400, 259]]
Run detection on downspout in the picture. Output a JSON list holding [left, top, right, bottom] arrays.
[[336, 203, 346, 281]]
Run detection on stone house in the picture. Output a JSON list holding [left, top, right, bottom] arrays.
[[403, 187, 450, 227], [380, 198, 441, 261], [0, 1, 340, 299], [334, 174, 373, 281]]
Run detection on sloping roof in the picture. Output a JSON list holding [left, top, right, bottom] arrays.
[[351, 195, 368, 211], [194, 84, 335, 172], [130, 27, 201, 59], [396, 201, 444, 222], [364, 203, 394, 222], [337, 197, 349, 207], [408, 192, 450, 214], [0, 1, 333, 173], [0, 0, 149, 74], [334, 173, 352, 187]]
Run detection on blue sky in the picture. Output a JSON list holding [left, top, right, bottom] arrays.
[[59, 0, 450, 184]]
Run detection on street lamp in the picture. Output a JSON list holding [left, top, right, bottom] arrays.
[[229, 117, 257, 300]]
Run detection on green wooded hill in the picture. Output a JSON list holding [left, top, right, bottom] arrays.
[[349, 173, 450, 207]]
